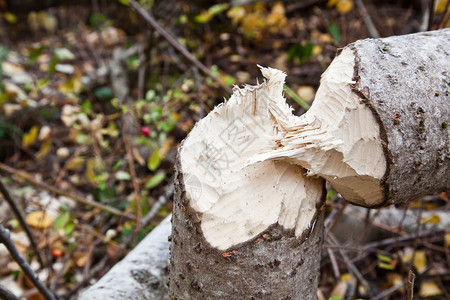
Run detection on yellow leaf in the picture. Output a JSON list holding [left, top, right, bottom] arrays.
[[420, 214, 440, 224], [159, 139, 172, 160], [148, 148, 161, 171], [26, 211, 53, 229], [86, 158, 97, 185], [227, 6, 246, 24], [267, 2, 287, 31], [328, 0, 354, 14], [3, 12, 17, 24], [35, 139, 52, 160], [413, 250, 427, 273], [337, 0, 354, 13], [66, 156, 84, 170], [419, 280, 442, 297], [435, 0, 448, 13], [22, 126, 39, 148], [445, 233, 450, 247]]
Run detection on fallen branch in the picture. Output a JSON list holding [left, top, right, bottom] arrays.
[[0, 225, 55, 300], [0, 177, 46, 267], [250, 29, 450, 208], [0, 283, 19, 300], [128, 0, 232, 93], [0, 163, 136, 220], [78, 216, 171, 300]]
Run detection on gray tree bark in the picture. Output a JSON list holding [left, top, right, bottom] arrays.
[[78, 216, 171, 300], [169, 160, 325, 299], [350, 29, 449, 206]]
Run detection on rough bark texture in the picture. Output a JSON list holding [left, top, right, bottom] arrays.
[[350, 28, 450, 206], [169, 159, 325, 300], [78, 216, 171, 300]]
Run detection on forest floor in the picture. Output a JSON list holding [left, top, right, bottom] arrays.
[[0, 0, 449, 299]]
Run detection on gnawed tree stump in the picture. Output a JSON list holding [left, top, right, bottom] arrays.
[[170, 29, 449, 299], [170, 68, 326, 299]]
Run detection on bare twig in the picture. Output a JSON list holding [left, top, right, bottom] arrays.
[[0, 177, 46, 267], [0, 225, 55, 300], [327, 232, 371, 295], [128, 0, 232, 93], [0, 283, 19, 300], [407, 270, 415, 300], [0, 163, 136, 220], [141, 182, 173, 228], [363, 229, 445, 250], [355, 0, 380, 38], [326, 247, 341, 280], [122, 121, 142, 238]]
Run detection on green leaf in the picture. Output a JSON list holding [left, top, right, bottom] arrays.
[[283, 84, 310, 110], [376, 253, 392, 263], [145, 89, 156, 101], [94, 86, 114, 101], [145, 172, 166, 189], [118, 0, 130, 5], [287, 42, 314, 64], [148, 148, 161, 171], [329, 296, 342, 300], [54, 213, 70, 230], [28, 46, 44, 64], [64, 222, 75, 235], [208, 3, 229, 15], [329, 22, 341, 42], [378, 262, 395, 270]]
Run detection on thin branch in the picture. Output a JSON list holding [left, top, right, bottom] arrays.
[[328, 232, 372, 295], [122, 121, 142, 238], [363, 229, 445, 250], [127, 0, 232, 93], [0, 163, 136, 220], [407, 270, 415, 300], [355, 0, 380, 38], [0, 225, 56, 300], [141, 182, 173, 228], [0, 177, 46, 267]]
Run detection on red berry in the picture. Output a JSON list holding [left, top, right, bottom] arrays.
[[52, 249, 63, 258], [141, 127, 150, 137]]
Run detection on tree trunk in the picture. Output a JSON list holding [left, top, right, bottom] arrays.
[[169, 29, 449, 299], [169, 67, 326, 299]]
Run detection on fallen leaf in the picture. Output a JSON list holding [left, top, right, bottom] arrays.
[[26, 211, 52, 229], [419, 280, 442, 297], [419, 214, 440, 224], [22, 126, 39, 148], [413, 250, 427, 273], [148, 148, 161, 171]]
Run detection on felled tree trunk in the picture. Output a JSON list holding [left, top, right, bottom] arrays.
[[170, 29, 449, 299], [250, 29, 450, 208]]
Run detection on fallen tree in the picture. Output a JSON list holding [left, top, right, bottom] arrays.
[[79, 29, 449, 300], [169, 29, 449, 299]]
